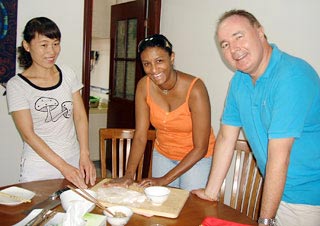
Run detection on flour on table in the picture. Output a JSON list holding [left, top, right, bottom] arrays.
[[97, 187, 146, 205]]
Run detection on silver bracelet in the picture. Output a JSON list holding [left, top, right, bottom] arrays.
[[258, 217, 276, 226]]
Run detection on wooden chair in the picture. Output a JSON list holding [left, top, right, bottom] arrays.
[[99, 128, 156, 181], [220, 139, 263, 221]]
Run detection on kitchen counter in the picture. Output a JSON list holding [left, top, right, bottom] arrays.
[[89, 107, 107, 114], [89, 107, 108, 161]]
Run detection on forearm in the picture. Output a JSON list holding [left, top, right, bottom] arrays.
[[259, 138, 292, 221], [23, 132, 68, 171], [12, 110, 68, 170], [74, 115, 90, 157], [204, 125, 240, 199], [204, 136, 235, 199], [259, 166, 286, 221], [73, 91, 90, 157], [124, 137, 147, 179], [162, 146, 207, 184]]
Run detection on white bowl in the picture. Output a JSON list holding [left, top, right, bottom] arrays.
[[103, 206, 133, 226], [60, 189, 97, 213], [144, 186, 170, 206]]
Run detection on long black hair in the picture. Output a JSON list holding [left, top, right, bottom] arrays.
[[18, 17, 61, 69]]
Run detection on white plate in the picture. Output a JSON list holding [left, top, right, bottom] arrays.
[[14, 209, 107, 226], [0, 186, 35, 206], [13, 209, 64, 226]]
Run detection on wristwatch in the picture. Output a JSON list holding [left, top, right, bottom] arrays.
[[258, 217, 276, 226]]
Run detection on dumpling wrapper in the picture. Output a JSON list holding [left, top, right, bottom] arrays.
[[97, 187, 146, 206]]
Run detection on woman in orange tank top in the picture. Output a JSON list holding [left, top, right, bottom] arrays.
[[108, 34, 215, 191]]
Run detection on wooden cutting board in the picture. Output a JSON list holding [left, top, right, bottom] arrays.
[[91, 178, 189, 218]]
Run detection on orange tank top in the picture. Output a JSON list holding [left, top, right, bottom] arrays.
[[146, 77, 215, 160]]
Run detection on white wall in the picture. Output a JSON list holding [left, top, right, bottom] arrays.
[[0, 86, 22, 185], [0, 0, 84, 186], [92, 0, 116, 38], [160, 0, 320, 135]]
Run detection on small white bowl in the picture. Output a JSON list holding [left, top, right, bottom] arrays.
[[60, 189, 97, 213], [103, 206, 133, 226], [144, 186, 170, 206]]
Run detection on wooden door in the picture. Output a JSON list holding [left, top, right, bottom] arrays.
[[107, 0, 161, 128]]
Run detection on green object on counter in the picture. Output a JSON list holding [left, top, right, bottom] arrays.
[[89, 96, 100, 102], [83, 213, 107, 226], [89, 96, 100, 108]]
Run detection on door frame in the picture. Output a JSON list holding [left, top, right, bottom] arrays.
[[81, 0, 161, 116], [82, 0, 93, 116]]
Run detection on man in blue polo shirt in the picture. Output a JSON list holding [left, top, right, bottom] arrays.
[[192, 9, 320, 226]]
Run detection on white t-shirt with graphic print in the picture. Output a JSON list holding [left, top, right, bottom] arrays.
[[6, 64, 82, 181]]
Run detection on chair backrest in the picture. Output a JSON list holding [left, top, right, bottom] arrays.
[[99, 128, 156, 181], [219, 139, 263, 221]]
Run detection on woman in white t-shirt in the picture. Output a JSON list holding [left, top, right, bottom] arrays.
[[6, 17, 96, 188]]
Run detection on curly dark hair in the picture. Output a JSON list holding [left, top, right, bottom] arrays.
[[137, 34, 173, 57]]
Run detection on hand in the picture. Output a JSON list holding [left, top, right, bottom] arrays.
[[139, 177, 166, 188], [191, 188, 218, 201], [79, 154, 96, 186], [61, 163, 89, 189], [104, 176, 134, 188]]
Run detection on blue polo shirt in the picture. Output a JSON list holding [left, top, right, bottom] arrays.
[[222, 44, 320, 205]]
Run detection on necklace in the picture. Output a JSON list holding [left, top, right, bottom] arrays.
[[160, 70, 178, 95]]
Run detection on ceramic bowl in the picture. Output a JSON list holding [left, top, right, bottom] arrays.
[[103, 205, 133, 226], [60, 189, 97, 213], [144, 186, 170, 206]]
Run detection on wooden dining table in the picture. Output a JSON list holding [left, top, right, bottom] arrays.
[[0, 179, 258, 226]]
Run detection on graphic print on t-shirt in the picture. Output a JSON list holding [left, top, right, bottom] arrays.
[[34, 97, 72, 122]]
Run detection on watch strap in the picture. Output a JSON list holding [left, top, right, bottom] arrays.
[[258, 217, 276, 226]]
